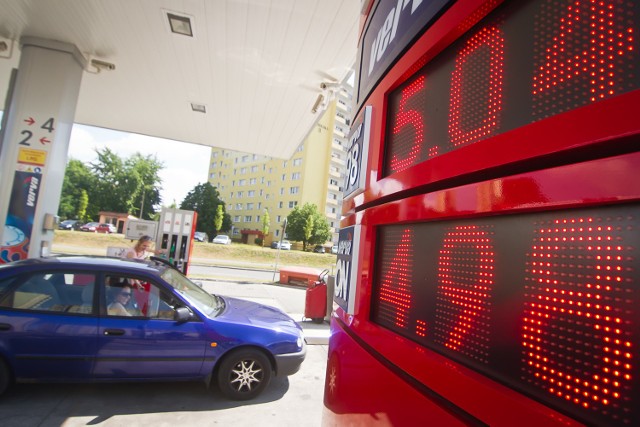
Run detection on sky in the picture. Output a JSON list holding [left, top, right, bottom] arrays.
[[68, 125, 212, 206]]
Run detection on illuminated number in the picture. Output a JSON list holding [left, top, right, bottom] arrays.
[[532, 0, 634, 104], [448, 25, 505, 148], [377, 228, 413, 328], [522, 217, 634, 417], [389, 76, 426, 173], [434, 225, 494, 363], [348, 143, 360, 187], [18, 130, 32, 146], [41, 117, 55, 133]]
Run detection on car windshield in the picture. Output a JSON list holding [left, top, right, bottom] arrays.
[[159, 268, 224, 316]]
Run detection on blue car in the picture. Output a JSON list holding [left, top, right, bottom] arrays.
[[0, 256, 306, 400]]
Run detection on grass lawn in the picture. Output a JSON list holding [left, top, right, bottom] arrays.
[[53, 230, 338, 272]]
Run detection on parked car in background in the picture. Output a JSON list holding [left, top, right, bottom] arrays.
[[79, 222, 100, 232], [313, 245, 325, 254], [0, 256, 306, 400], [96, 223, 117, 234], [194, 231, 208, 242], [212, 235, 231, 245], [331, 245, 338, 254], [58, 219, 82, 230], [271, 240, 291, 250]]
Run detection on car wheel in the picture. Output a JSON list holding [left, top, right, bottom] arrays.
[[216, 349, 272, 400], [0, 358, 11, 396]]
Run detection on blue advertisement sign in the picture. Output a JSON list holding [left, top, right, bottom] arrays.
[[1, 171, 40, 263], [357, 0, 453, 104], [334, 225, 361, 314]]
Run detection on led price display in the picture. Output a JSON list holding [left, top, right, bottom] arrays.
[[383, 0, 640, 175], [371, 204, 639, 426]]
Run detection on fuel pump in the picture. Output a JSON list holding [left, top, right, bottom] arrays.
[[157, 208, 197, 274]]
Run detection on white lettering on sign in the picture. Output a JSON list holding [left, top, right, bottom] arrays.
[[26, 177, 39, 207], [368, 0, 424, 76]]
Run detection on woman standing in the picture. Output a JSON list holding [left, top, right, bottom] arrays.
[[124, 235, 164, 260]]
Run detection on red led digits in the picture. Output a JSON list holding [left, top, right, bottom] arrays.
[[434, 225, 494, 363], [378, 228, 414, 328], [448, 25, 505, 148], [389, 76, 427, 173], [532, 0, 634, 116], [522, 217, 633, 421]]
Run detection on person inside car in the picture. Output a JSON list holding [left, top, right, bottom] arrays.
[[107, 283, 134, 316]]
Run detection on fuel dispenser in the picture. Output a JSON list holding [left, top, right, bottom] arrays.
[[157, 208, 197, 274]]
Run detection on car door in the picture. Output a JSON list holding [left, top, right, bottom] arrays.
[[93, 274, 209, 379], [0, 271, 99, 380]]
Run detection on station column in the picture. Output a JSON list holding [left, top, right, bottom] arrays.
[[0, 37, 85, 262]]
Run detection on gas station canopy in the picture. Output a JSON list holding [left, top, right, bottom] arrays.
[[0, 0, 360, 159]]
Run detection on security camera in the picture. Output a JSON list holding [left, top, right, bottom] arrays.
[[320, 81, 338, 90], [91, 59, 116, 71]]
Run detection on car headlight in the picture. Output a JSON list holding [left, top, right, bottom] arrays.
[[297, 336, 304, 350]]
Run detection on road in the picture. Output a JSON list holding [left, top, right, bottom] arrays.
[[187, 263, 279, 283]]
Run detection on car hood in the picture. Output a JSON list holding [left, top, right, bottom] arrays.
[[219, 296, 302, 333]]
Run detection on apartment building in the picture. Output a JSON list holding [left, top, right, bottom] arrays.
[[207, 87, 351, 246]]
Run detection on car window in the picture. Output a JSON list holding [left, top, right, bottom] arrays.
[[160, 268, 222, 316], [0, 272, 96, 314], [105, 274, 178, 320]]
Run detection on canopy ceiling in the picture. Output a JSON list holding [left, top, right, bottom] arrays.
[[0, 0, 360, 159]]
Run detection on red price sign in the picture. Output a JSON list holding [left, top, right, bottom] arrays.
[[384, 0, 639, 175], [371, 205, 638, 426]]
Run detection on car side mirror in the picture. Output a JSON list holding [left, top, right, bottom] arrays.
[[174, 306, 192, 323]]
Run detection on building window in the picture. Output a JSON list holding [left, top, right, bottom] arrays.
[[257, 202, 261, 209], [251, 165, 258, 172], [282, 174, 286, 181], [291, 172, 300, 180], [237, 191, 244, 198], [280, 188, 284, 195], [236, 203, 243, 210], [240, 167, 247, 174], [248, 190, 255, 197], [289, 201, 297, 208], [238, 179, 246, 186], [244, 216, 252, 222], [290, 186, 299, 194], [242, 155, 249, 162], [293, 158, 302, 166], [256, 215, 260, 222], [247, 203, 254, 210], [279, 201, 283, 208], [249, 178, 256, 185], [282, 161, 287, 168], [234, 215, 241, 222], [277, 215, 281, 222]]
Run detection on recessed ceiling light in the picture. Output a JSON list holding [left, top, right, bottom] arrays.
[[167, 13, 193, 37], [191, 103, 206, 113]]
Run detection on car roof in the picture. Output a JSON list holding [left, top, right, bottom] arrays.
[[0, 255, 167, 275]]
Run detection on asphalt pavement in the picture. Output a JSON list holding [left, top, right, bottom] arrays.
[[0, 277, 332, 426]]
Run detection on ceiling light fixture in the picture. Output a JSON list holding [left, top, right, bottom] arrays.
[[167, 13, 193, 37], [191, 103, 206, 113]]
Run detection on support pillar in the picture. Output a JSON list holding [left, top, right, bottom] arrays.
[[0, 37, 85, 262]]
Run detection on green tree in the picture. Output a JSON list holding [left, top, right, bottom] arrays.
[[58, 159, 96, 220], [127, 153, 164, 220], [77, 189, 89, 222], [261, 210, 270, 248], [286, 203, 331, 251], [89, 148, 164, 219], [180, 182, 231, 238], [214, 205, 224, 234]]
